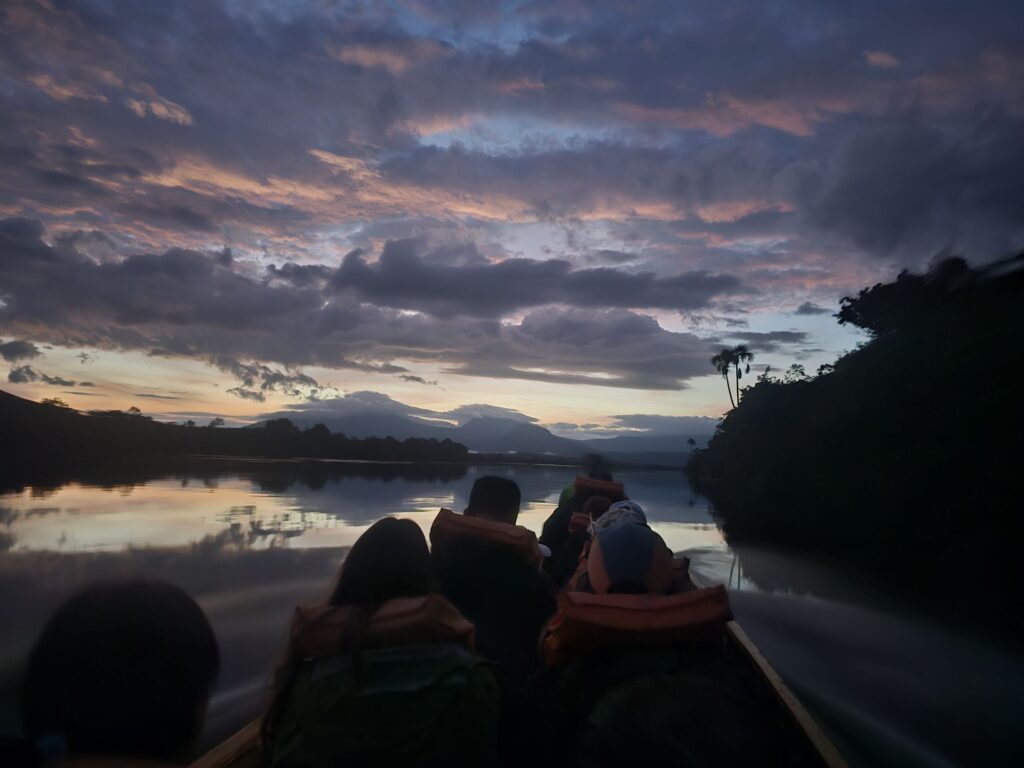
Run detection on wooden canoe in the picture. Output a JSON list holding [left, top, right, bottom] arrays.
[[192, 575, 846, 768]]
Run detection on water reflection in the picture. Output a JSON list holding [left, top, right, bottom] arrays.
[[0, 463, 725, 557]]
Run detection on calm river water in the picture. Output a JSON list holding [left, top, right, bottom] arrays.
[[0, 461, 1020, 766]]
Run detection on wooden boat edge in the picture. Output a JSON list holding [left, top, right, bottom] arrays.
[[724, 618, 847, 768], [191, 720, 261, 768], [688, 568, 847, 768]]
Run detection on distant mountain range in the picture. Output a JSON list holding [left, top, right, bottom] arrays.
[[259, 409, 714, 461]]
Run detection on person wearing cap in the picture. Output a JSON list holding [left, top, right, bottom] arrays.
[[565, 501, 673, 594], [583, 509, 673, 594]]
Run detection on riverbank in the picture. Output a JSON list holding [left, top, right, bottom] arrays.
[[688, 255, 1024, 640]]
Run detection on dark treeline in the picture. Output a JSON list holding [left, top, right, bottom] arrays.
[[0, 390, 470, 467], [689, 254, 1024, 630]]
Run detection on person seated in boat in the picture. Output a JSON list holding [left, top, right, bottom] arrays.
[[535, 519, 802, 766], [262, 517, 499, 768], [430, 477, 556, 765], [430, 476, 556, 679], [17, 580, 220, 767], [540, 473, 627, 588]]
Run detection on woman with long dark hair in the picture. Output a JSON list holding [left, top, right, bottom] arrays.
[[262, 517, 499, 767]]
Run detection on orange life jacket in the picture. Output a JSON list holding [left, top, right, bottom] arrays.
[[289, 594, 476, 658], [429, 507, 543, 568], [540, 585, 732, 667], [572, 476, 626, 502], [567, 511, 591, 534]]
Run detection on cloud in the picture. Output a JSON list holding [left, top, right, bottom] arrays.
[[7, 365, 75, 386], [123, 90, 193, 125], [440, 404, 537, 425], [399, 374, 437, 385], [0, 340, 41, 362], [279, 390, 439, 421], [214, 358, 322, 401], [610, 414, 722, 434], [794, 301, 830, 315], [334, 239, 743, 318], [809, 115, 1024, 256], [2, 0, 1023, 404], [721, 330, 809, 353], [134, 393, 183, 400], [0, 218, 728, 390], [863, 50, 900, 69], [444, 308, 718, 390]]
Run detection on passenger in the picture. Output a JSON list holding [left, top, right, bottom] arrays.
[[541, 475, 627, 588], [263, 517, 499, 767], [19, 581, 219, 767], [430, 476, 555, 678], [533, 521, 784, 767], [429, 476, 556, 764]]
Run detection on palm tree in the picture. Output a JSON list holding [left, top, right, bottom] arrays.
[[687, 437, 697, 452], [710, 348, 736, 408], [732, 345, 754, 404], [710, 345, 756, 408]]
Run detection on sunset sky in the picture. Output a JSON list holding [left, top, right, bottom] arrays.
[[1, 1, 1021, 435]]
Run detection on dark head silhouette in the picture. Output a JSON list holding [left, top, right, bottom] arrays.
[[583, 495, 612, 522], [20, 580, 219, 764], [328, 516, 434, 608], [464, 475, 522, 525]]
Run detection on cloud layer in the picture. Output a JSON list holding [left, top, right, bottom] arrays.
[[1, 0, 1022, 405], [0, 217, 734, 391]]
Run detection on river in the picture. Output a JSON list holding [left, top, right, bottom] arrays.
[[0, 461, 1020, 766]]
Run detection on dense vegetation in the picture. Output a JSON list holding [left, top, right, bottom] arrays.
[[689, 254, 1024, 617], [0, 391, 470, 467]]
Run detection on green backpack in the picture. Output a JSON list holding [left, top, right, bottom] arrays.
[[269, 642, 500, 768]]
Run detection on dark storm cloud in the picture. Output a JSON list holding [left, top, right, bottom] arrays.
[[7, 365, 75, 386], [0, 218, 720, 390], [214, 357, 323, 402], [334, 239, 743, 318], [794, 302, 830, 316], [0, 339, 41, 361], [808, 115, 1024, 256], [399, 374, 437, 385], [723, 330, 809, 353]]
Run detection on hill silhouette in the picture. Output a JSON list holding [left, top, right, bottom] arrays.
[[257, 405, 713, 459], [0, 390, 469, 468], [688, 253, 1024, 632]]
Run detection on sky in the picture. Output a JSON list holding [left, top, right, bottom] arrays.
[[1, 0, 1022, 436]]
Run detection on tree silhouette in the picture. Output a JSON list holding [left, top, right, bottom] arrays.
[[40, 397, 70, 409], [208, 417, 225, 428], [711, 345, 755, 408], [687, 437, 697, 452], [732, 345, 754, 403], [711, 349, 736, 408]]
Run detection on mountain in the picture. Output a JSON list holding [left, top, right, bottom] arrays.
[[585, 433, 708, 454], [264, 408, 714, 459], [451, 417, 584, 455]]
